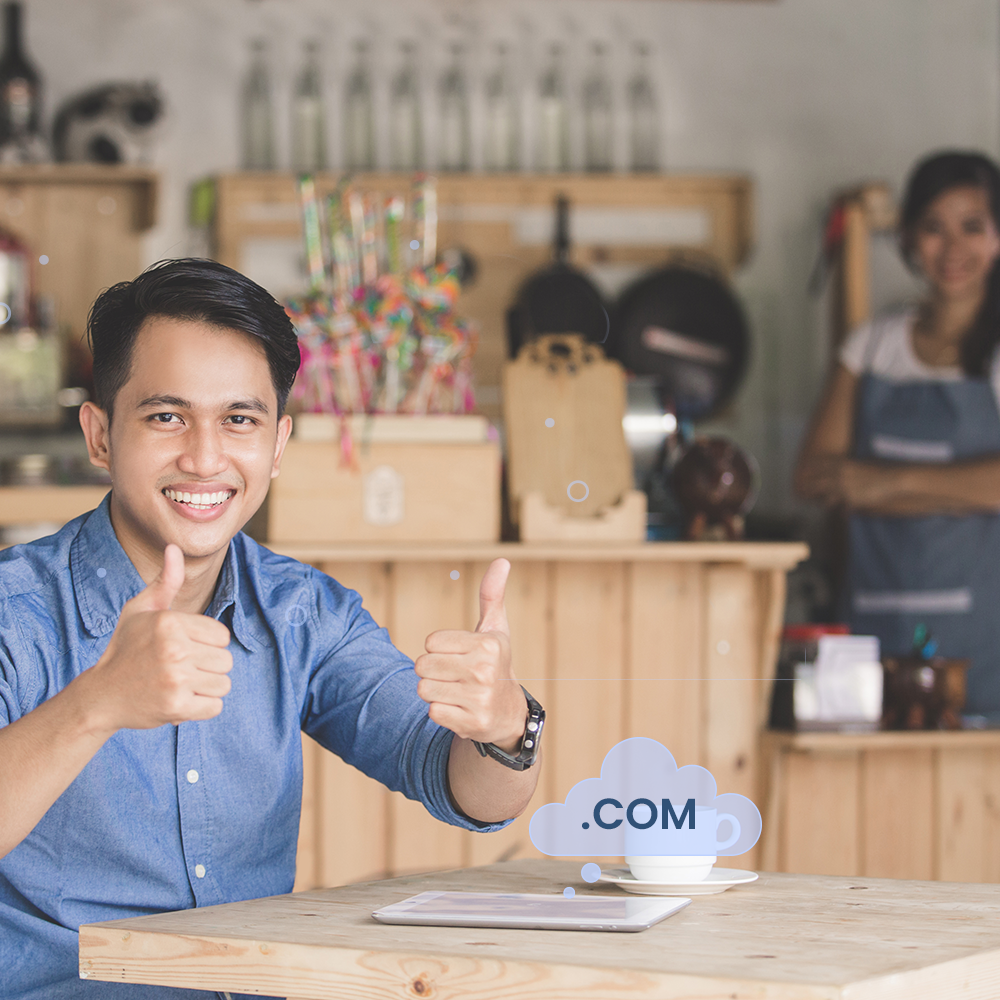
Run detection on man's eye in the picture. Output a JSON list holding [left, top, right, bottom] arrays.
[[151, 413, 179, 423], [227, 414, 257, 426]]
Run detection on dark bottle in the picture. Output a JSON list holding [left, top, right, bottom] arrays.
[[0, 2, 45, 161]]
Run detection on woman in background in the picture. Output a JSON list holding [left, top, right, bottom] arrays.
[[796, 150, 1000, 718]]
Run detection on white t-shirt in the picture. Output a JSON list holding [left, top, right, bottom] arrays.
[[839, 307, 1000, 405]]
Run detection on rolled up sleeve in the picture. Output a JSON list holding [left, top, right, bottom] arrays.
[[299, 567, 512, 833]]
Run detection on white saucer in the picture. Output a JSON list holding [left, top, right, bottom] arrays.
[[598, 867, 759, 896]]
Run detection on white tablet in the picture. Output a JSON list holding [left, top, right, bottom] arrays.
[[371, 891, 690, 932]]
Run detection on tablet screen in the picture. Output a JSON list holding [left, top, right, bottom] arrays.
[[372, 891, 690, 932]]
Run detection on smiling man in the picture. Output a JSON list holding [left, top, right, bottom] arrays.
[[0, 259, 543, 1000]]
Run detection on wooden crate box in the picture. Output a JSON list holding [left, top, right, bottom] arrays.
[[269, 437, 501, 544]]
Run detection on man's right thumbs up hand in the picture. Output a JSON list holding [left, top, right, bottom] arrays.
[[84, 543, 234, 737]]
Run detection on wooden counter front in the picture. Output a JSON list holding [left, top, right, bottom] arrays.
[[760, 729, 1000, 883], [269, 541, 807, 890]]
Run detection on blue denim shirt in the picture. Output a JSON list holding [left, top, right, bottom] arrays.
[[0, 492, 509, 1000]]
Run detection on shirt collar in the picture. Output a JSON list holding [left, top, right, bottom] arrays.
[[70, 491, 260, 652]]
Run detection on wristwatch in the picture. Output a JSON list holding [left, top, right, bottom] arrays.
[[473, 686, 545, 771]]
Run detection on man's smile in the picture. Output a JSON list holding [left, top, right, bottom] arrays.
[[162, 484, 238, 518]]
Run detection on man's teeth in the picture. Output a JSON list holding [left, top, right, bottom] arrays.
[[163, 489, 234, 509]]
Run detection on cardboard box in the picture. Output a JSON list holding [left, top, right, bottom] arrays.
[[268, 417, 500, 543]]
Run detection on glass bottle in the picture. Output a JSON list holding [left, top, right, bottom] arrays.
[[291, 40, 326, 172], [483, 42, 519, 172], [583, 41, 612, 172], [389, 40, 422, 172], [536, 43, 569, 173], [438, 42, 470, 171], [0, 1, 45, 162], [0, 1, 47, 163], [629, 42, 659, 172], [241, 38, 275, 170], [344, 39, 375, 172]]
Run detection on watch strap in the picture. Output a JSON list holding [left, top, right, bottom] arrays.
[[472, 685, 545, 771]]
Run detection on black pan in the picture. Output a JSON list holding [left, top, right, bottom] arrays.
[[608, 263, 750, 421], [506, 195, 609, 358]]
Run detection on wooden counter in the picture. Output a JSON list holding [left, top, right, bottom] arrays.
[[760, 729, 1000, 883], [268, 540, 808, 890], [79, 859, 1000, 1000]]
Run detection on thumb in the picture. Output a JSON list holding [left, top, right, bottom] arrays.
[[475, 558, 510, 635], [125, 543, 185, 615]]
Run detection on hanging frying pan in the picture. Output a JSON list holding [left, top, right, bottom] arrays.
[[608, 263, 750, 421], [506, 194, 609, 358]]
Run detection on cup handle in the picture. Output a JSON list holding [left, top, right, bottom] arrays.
[[715, 813, 741, 851]]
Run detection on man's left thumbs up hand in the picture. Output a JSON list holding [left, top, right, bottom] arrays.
[[415, 558, 526, 751]]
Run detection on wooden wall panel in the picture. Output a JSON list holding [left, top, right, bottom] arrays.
[[292, 734, 320, 892], [316, 752, 389, 887], [303, 563, 393, 888], [862, 749, 934, 880], [936, 748, 987, 883], [782, 752, 860, 876], [703, 565, 758, 869], [287, 551, 800, 888], [984, 752, 1000, 884], [387, 561, 468, 874], [625, 563, 703, 768], [549, 562, 625, 808], [467, 559, 551, 867]]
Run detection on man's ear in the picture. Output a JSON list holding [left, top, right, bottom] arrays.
[[271, 413, 294, 479], [79, 401, 111, 472]]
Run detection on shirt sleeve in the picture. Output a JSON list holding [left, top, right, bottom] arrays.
[[838, 319, 876, 374], [0, 599, 25, 728], [299, 567, 513, 833]]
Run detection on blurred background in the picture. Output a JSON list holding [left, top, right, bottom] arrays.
[[2, 0, 999, 888]]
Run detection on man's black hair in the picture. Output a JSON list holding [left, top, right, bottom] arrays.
[[86, 257, 301, 422]]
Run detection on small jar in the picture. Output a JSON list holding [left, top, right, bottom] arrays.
[[769, 623, 850, 730]]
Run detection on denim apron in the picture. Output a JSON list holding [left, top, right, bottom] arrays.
[[849, 320, 1000, 715]]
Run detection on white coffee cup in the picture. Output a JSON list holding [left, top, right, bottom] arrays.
[[626, 854, 716, 883]]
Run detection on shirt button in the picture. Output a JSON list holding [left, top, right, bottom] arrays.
[[195, 864, 206, 879], [186, 770, 199, 784]]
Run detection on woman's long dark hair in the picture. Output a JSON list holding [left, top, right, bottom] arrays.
[[900, 150, 1000, 377]]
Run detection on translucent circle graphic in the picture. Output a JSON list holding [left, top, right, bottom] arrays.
[[96, 567, 107, 578], [410, 240, 420, 250], [544, 417, 555, 428], [567, 480, 589, 503], [580, 863, 601, 883], [285, 604, 308, 626], [38, 255, 49, 265], [563, 886, 575, 898], [0, 302, 10, 325], [449, 570, 460, 580]]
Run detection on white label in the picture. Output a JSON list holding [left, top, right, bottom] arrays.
[[363, 465, 405, 526]]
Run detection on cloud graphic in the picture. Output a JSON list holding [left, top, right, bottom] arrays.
[[529, 737, 761, 857]]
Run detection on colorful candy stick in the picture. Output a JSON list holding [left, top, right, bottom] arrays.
[[296, 174, 327, 291]]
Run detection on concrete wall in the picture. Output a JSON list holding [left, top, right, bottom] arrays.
[[22, 0, 1000, 515]]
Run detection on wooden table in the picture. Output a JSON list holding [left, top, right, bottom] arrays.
[[79, 858, 1000, 999]]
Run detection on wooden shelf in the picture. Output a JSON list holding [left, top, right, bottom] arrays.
[[764, 727, 1000, 751], [0, 165, 159, 344], [268, 539, 807, 568], [211, 171, 753, 423], [0, 484, 110, 527]]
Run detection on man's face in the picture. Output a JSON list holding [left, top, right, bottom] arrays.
[[82, 316, 292, 563]]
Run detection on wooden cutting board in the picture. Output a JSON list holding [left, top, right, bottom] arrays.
[[502, 333, 633, 521]]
